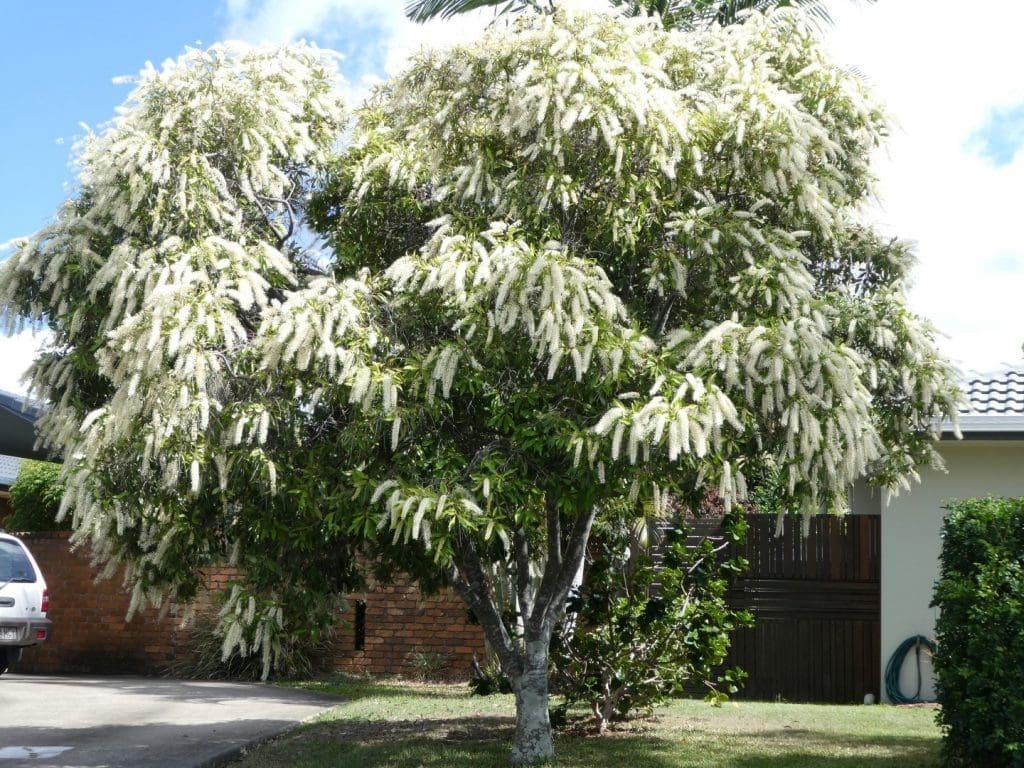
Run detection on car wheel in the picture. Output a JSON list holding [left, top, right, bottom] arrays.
[[0, 650, 8, 676]]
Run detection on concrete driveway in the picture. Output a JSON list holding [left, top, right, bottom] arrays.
[[0, 675, 341, 767]]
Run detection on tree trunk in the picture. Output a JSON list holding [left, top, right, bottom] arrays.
[[447, 505, 599, 765], [509, 639, 555, 766]]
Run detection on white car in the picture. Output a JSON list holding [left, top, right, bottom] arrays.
[[0, 531, 52, 675]]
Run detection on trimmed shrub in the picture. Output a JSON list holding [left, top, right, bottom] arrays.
[[933, 496, 1024, 767], [7, 460, 68, 532]]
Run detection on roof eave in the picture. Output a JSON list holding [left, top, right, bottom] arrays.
[[942, 413, 1024, 440]]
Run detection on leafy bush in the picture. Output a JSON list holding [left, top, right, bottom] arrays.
[[7, 461, 68, 532], [551, 510, 751, 732], [933, 497, 1024, 767]]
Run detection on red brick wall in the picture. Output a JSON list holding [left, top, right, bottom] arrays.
[[12, 532, 485, 679], [15, 532, 196, 674], [333, 576, 486, 680]]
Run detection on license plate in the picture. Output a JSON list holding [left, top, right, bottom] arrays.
[[0, 626, 19, 641]]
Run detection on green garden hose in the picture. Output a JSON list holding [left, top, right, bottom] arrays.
[[884, 635, 937, 704]]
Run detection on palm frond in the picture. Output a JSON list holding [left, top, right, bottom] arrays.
[[659, 0, 874, 30], [407, 0, 874, 27], [405, 0, 543, 23], [406, 0, 498, 23]]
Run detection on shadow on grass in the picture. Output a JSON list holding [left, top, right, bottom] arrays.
[[244, 715, 940, 768], [284, 684, 468, 708], [285, 675, 471, 701], [563, 729, 939, 767], [729, 747, 941, 768], [731, 728, 939, 750], [250, 717, 684, 768], [299, 714, 513, 744], [243, 716, 515, 768]]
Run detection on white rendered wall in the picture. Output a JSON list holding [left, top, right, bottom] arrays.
[[881, 440, 1024, 701], [850, 479, 881, 515]]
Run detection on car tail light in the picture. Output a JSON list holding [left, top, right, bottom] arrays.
[[41, 589, 49, 613], [36, 629, 47, 640]]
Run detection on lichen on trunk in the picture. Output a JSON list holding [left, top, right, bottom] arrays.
[[509, 639, 555, 766]]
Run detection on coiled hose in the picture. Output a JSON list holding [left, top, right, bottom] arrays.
[[884, 635, 937, 704]]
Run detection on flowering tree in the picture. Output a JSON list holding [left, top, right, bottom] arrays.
[[1, 11, 960, 765], [0, 43, 362, 669]]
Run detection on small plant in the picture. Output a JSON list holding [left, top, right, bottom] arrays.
[[469, 653, 513, 696], [166, 611, 337, 681], [551, 509, 751, 732], [405, 649, 451, 681], [933, 496, 1024, 767]]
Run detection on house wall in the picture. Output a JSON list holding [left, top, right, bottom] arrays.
[[849, 480, 881, 515], [880, 440, 1024, 701]]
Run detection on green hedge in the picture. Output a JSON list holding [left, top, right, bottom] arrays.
[[7, 460, 68, 532], [933, 496, 1024, 767]]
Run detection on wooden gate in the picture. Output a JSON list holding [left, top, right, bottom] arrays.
[[691, 514, 880, 703]]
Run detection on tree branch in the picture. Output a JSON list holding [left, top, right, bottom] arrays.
[[513, 526, 534, 624], [546, 496, 562, 573], [257, 194, 298, 248], [655, 294, 678, 337], [450, 535, 522, 676], [527, 503, 598, 639]]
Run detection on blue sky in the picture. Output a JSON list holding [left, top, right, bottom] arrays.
[[1, 0, 1023, 393], [969, 103, 1024, 167], [1, 2, 224, 244], [0, 1, 399, 246]]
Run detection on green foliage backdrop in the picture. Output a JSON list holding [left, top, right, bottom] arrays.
[[552, 510, 750, 731], [8, 460, 68, 532]]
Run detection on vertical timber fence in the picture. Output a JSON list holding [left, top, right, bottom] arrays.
[[690, 514, 881, 704]]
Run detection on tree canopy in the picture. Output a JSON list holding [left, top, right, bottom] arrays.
[[0, 10, 960, 765]]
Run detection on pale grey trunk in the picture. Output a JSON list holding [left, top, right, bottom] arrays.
[[446, 506, 599, 766], [509, 639, 554, 766]]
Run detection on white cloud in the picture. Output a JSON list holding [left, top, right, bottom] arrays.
[[0, 329, 50, 397], [827, 1, 1024, 371], [221, 0, 612, 89], [221, 0, 494, 90]]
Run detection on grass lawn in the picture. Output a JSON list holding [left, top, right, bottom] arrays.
[[230, 676, 941, 767]]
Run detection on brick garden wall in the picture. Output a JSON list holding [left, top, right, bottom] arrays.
[[334, 576, 486, 680], [12, 532, 485, 679], [16, 532, 207, 674]]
